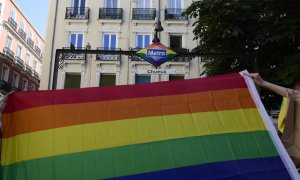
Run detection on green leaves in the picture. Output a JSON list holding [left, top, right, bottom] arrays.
[[185, 0, 300, 109]]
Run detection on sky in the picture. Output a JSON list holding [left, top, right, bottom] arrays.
[[15, 0, 49, 38]]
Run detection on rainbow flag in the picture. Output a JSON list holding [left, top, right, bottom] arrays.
[[1, 73, 298, 179]]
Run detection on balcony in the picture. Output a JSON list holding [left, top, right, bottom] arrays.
[[8, 17, 17, 31], [35, 46, 41, 56], [165, 9, 188, 21], [65, 7, 90, 20], [12, 86, 21, 91], [0, 80, 12, 93], [96, 47, 121, 61], [34, 71, 39, 79], [3, 47, 15, 61], [25, 64, 32, 74], [63, 47, 86, 60], [15, 56, 25, 68], [132, 8, 156, 20], [18, 28, 27, 41], [27, 38, 34, 49], [170, 48, 191, 62], [99, 8, 123, 20]]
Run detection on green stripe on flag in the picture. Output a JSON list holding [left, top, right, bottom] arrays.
[[2, 131, 278, 180]]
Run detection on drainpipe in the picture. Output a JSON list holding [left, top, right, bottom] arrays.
[[48, 0, 59, 90]]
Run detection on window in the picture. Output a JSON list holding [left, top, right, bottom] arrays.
[[72, 0, 86, 15], [135, 75, 151, 84], [99, 74, 116, 87], [170, 35, 182, 50], [25, 53, 30, 65], [36, 39, 40, 48], [64, 74, 81, 89], [103, 33, 117, 49], [5, 36, 12, 49], [69, 33, 83, 49], [0, 3, 2, 16], [105, 0, 118, 8], [20, 20, 25, 30], [22, 79, 28, 91], [1, 66, 10, 82], [136, 34, 151, 49], [33, 60, 37, 71], [169, 75, 184, 81], [16, 45, 22, 57], [10, 9, 16, 20], [168, 0, 182, 9], [29, 30, 33, 39], [137, 0, 150, 8], [13, 73, 19, 88]]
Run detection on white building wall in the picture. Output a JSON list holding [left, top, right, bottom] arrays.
[[41, 0, 202, 90]]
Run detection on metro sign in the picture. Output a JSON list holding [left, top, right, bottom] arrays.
[[136, 42, 177, 67]]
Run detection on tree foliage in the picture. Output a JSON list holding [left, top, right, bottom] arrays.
[[185, 0, 300, 109]]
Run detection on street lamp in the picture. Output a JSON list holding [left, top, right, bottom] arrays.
[[152, 0, 163, 43]]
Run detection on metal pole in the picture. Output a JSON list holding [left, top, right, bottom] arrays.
[[52, 50, 60, 90]]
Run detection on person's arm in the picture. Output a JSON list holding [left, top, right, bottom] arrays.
[[243, 73, 291, 97]]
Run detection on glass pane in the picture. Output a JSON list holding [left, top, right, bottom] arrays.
[[80, 0, 85, 14], [77, 34, 83, 48], [64, 74, 81, 89], [70, 34, 76, 48], [111, 34, 116, 49], [135, 75, 151, 84], [137, 35, 143, 48], [104, 34, 110, 49], [73, 0, 79, 7], [176, 0, 181, 8], [169, 75, 184, 81], [100, 74, 116, 87], [144, 35, 150, 47]]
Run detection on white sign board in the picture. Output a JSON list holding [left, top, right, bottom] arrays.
[[137, 69, 177, 75]]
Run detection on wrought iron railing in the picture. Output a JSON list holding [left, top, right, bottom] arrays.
[[0, 80, 12, 93], [3, 47, 15, 60], [18, 28, 27, 41], [8, 17, 17, 31], [62, 47, 87, 60], [25, 64, 32, 74], [129, 47, 144, 61], [34, 71, 39, 78], [169, 48, 190, 62], [65, 7, 90, 20], [99, 8, 123, 20], [15, 56, 25, 67], [27, 38, 34, 49], [165, 9, 188, 21], [35, 46, 41, 56], [132, 8, 156, 20], [96, 47, 121, 61]]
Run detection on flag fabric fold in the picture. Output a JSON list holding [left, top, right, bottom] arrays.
[[1, 72, 298, 180]]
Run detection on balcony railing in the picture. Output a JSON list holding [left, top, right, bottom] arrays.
[[8, 17, 17, 31], [18, 28, 27, 41], [96, 47, 121, 61], [3, 47, 15, 61], [27, 38, 34, 49], [15, 56, 25, 67], [0, 80, 12, 93], [35, 46, 41, 56], [65, 7, 90, 20], [99, 8, 123, 20], [34, 71, 39, 78], [132, 8, 156, 20], [165, 9, 188, 21], [63, 47, 87, 60], [170, 48, 191, 62], [25, 64, 32, 74]]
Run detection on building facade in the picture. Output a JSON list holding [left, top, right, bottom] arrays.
[[41, 0, 204, 90], [0, 0, 44, 94]]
